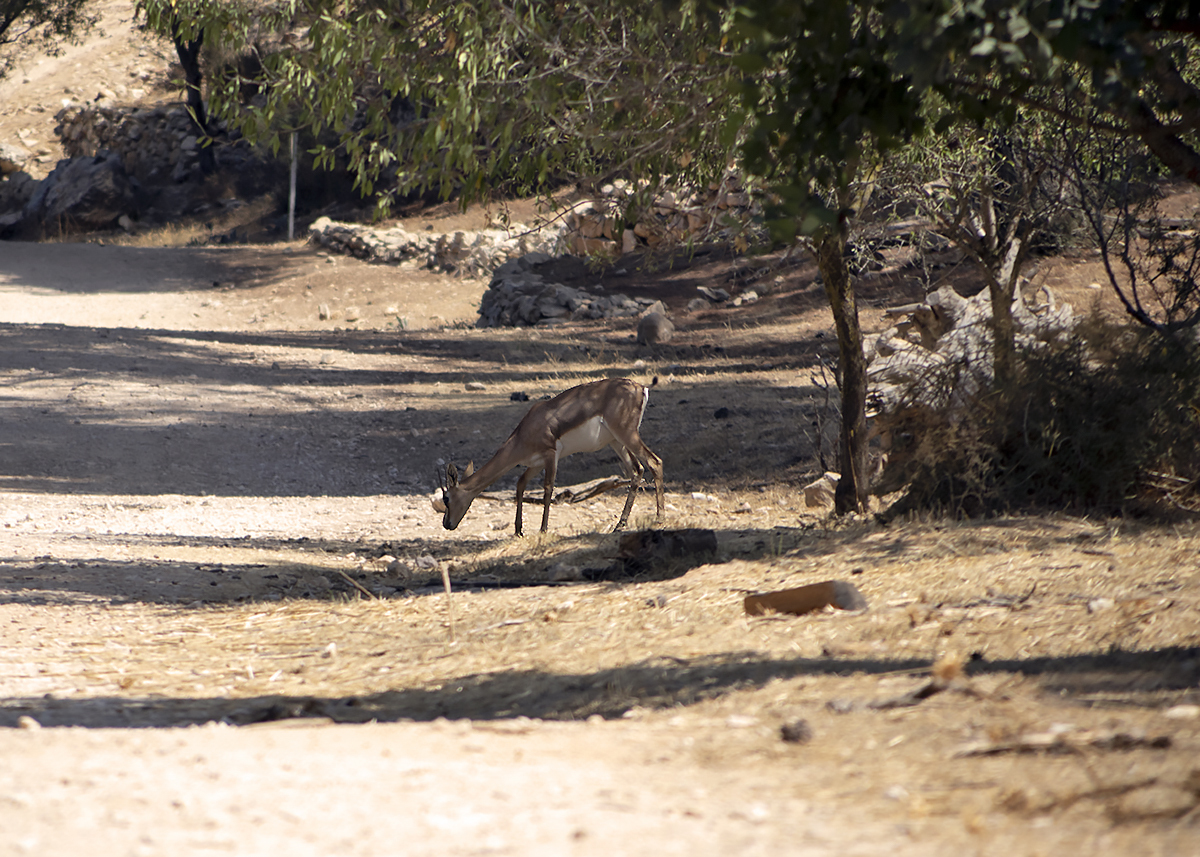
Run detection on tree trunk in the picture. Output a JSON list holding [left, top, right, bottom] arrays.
[[815, 221, 869, 515], [172, 19, 215, 175], [988, 234, 1023, 390]]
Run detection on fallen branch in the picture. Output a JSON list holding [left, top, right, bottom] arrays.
[[333, 568, 379, 600], [955, 729, 1172, 757], [472, 477, 633, 507]]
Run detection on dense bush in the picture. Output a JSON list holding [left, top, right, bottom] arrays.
[[879, 328, 1200, 518]]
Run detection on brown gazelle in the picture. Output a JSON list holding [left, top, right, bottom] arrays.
[[433, 378, 664, 535]]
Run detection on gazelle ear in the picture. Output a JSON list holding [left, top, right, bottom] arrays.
[[446, 462, 459, 487], [431, 495, 447, 512], [465, 460, 475, 477]]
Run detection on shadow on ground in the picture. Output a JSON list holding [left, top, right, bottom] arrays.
[[2, 646, 1195, 729]]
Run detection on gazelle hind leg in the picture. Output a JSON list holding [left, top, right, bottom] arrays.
[[611, 443, 644, 531], [540, 456, 558, 533], [643, 446, 664, 517]]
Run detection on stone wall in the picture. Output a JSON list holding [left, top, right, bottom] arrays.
[[54, 102, 245, 185], [476, 253, 668, 327], [560, 177, 762, 257], [307, 217, 570, 278]]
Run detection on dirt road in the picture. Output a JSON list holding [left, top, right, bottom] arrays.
[[2, 238, 1198, 857]]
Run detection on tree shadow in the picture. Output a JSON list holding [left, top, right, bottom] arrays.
[[0, 321, 827, 496], [1, 645, 1194, 729]]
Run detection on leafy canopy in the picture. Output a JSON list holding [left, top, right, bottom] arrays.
[[139, 0, 746, 212]]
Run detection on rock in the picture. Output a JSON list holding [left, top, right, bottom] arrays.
[[617, 528, 718, 571], [802, 472, 839, 507], [743, 580, 869, 616], [637, 311, 675, 345], [697, 286, 731, 303], [867, 283, 1078, 456], [547, 562, 583, 582], [0, 141, 33, 174], [22, 152, 134, 233], [780, 719, 813, 743], [1165, 704, 1200, 719]]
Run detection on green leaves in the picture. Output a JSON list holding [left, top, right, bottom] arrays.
[[137, 0, 744, 213], [971, 35, 997, 56]]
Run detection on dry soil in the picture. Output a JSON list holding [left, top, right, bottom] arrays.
[[1, 4, 1199, 857]]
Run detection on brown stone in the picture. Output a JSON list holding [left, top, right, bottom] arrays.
[[743, 580, 868, 616]]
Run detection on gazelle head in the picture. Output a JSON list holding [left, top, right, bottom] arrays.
[[433, 461, 474, 530]]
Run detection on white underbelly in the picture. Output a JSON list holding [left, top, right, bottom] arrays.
[[556, 415, 614, 459]]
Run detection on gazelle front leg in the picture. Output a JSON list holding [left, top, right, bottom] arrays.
[[514, 466, 537, 536]]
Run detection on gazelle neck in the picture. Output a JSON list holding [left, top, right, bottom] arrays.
[[457, 436, 527, 497]]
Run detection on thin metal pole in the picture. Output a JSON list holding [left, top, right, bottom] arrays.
[[288, 131, 298, 241]]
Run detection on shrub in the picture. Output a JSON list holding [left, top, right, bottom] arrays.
[[878, 328, 1200, 518]]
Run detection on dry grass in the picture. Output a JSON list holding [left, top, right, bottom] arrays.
[[18, 514, 1196, 729], [106, 194, 282, 248]]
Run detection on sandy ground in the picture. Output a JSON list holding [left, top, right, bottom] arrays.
[[2, 4, 1200, 856], [2, 235, 1199, 857]]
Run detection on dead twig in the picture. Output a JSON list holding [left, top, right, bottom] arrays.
[[441, 564, 456, 642], [333, 569, 378, 600], [954, 730, 1172, 758]]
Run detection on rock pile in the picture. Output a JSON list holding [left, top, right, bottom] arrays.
[[561, 177, 762, 257], [55, 103, 250, 185], [306, 175, 763, 278], [307, 217, 568, 278], [1, 102, 262, 236], [867, 284, 1077, 420], [476, 253, 669, 327]]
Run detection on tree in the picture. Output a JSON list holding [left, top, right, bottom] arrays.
[[886, 1, 1200, 333], [888, 1, 1200, 183], [730, 3, 926, 513], [729, 1, 1200, 511], [137, 0, 225, 173], [1064, 116, 1200, 334], [884, 115, 1081, 389], [0, 0, 99, 82], [135, 0, 913, 516], [137, 0, 744, 209], [149, 1, 1200, 515]]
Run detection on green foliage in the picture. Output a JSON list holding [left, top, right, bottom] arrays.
[[138, 0, 744, 214], [0, 0, 99, 80], [730, 1, 926, 237], [887, 2, 1200, 185]]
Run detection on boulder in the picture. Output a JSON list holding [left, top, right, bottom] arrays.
[[0, 141, 33, 175], [637, 311, 675, 345], [21, 153, 135, 234]]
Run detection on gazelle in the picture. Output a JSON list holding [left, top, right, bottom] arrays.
[[433, 378, 664, 535]]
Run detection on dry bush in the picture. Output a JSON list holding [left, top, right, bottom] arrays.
[[878, 327, 1200, 518]]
